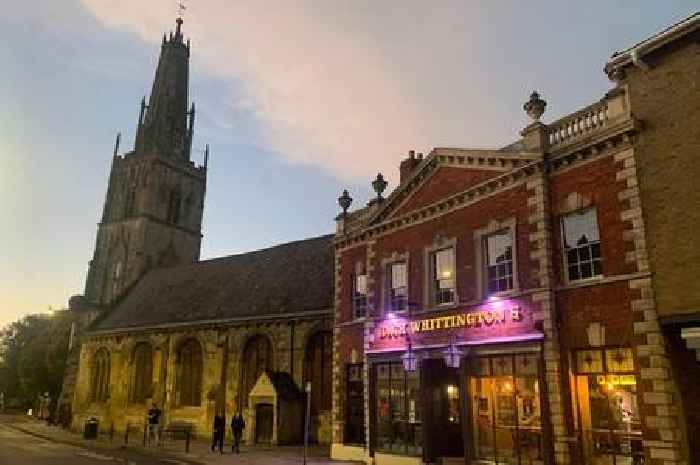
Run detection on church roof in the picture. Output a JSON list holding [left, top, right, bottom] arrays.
[[91, 234, 334, 332]]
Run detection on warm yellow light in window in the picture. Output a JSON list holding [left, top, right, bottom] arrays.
[[441, 270, 452, 278]]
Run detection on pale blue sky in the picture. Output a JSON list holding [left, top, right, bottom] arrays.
[[1, 1, 696, 326]]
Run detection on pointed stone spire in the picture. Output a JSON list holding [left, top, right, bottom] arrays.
[[134, 17, 192, 161]]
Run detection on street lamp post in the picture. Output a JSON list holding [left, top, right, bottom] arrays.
[[303, 381, 311, 465]]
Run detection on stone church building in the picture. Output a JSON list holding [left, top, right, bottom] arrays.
[[61, 18, 334, 445]]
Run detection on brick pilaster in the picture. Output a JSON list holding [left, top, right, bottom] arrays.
[[616, 148, 684, 465], [528, 173, 572, 465]]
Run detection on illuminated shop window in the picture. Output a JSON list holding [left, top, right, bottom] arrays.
[[352, 273, 368, 318], [469, 353, 543, 465], [573, 347, 642, 465], [387, 261, 408, 312], [562, 208, 602, 282], [376, 362, 422, 456], [485, 231, 514, 294], [431, 248, 455, 306]]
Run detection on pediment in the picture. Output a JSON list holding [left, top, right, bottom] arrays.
[[371, 148, 539, 224]]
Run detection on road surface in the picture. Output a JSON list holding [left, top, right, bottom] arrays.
[[0, 424, 189, 465]]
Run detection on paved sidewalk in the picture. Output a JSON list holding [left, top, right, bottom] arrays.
[[0, 415, 361, 465]]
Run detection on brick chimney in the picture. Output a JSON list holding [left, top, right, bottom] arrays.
[[400, 150, 423, 184]]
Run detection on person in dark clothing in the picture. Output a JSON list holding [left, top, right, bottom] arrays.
[[231, 413, 245, 453], [147, 404, 162, 447], [211, 412, 226, 453]]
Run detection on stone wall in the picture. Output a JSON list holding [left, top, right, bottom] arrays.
[[71, 317, 332, 444]]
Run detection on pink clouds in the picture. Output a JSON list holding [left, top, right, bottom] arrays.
[[78, 1, 565, 183]]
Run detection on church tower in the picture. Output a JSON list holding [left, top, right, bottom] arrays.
[[84, 17, 207, 305]]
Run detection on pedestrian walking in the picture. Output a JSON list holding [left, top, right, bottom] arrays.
[[211, 411, 225, 453], [147, 403, 162, 447], [231, 412, 245, 453]]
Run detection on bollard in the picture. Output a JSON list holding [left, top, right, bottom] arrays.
[[109, 423, 114, 442], [185, 428, 191, 453], [124, 425, 129, 445], [143, 423, 147, 446]]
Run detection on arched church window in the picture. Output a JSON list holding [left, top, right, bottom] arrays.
[[125, 189, 136, 217], [112, 261, 123, 298], [303, 331, 332, 413], [131, 342, 153, 403], [240, 335, 273, 409], [177, 338, 203, 406], [90, 348, 111, 403], [167, 190, 182, 224]]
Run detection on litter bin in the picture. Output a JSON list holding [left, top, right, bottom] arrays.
[[84, 417, 99, 439]]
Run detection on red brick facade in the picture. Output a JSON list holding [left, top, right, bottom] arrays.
[[331, 15, 699, 465]]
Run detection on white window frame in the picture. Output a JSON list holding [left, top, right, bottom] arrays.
[[352, 271, 368, 319], [561, 207, 603, 284], [474, 218, 518, 299], [484, 229, 515, 295], [426, 245, 457, 307]]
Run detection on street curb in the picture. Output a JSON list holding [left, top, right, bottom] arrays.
[[4, 423, 205, 465]]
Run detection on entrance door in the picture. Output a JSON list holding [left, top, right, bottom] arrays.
[[422, 358, 464, 461], [255, 403, 274, 444]]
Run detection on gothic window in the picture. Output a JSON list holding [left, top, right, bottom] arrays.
[[167, 190, 182, 224], [177, 338, 203, 407], [125, 189, 136, 217], [562, 208, 602, 282], [131, 342, 153, 403], [240, 335, 272, 409], [112, 261, 123, 298], [303, 331, 332, 414], [90, 348, 111, 403]]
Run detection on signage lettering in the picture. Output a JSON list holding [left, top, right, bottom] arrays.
[[379, 307, 523, 340]]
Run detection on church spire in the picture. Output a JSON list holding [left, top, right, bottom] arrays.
[[134, 16, 193, 161]]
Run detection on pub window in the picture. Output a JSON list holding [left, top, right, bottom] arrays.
[[352, 273, 368, 319], [469, 353, 543, 464], [386, 261, 408, 312], [431, 248, 455, 306], [376, 362, 422, 456], [345, 364, 365, 445], [177, 338, 203, 407], [562, 208, 602, 282], [572, 348, 642, 464], [485, 230, 514, 294]]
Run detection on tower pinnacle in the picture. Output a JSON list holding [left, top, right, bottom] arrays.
[[133, 15, 192, 161]]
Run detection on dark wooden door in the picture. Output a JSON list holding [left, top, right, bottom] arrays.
[[422, 358, 464, 461], [255, 403, 273, 444]]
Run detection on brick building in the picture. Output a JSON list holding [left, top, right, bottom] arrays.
[[330, 13, 699, 465]]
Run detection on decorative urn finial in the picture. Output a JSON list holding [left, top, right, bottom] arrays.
[[523, 91, 547, 122], [338, 189, 353, 215], [372, 173, 388, 201]]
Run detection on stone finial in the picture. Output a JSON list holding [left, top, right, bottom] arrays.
[[524, 91, 547, 122], [372, 173, 388, 201], [338, 189, 352, 215]]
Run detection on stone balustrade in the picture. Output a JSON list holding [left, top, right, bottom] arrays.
[[548, 101, 610, 148]]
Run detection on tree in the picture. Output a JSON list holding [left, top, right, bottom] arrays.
[[0, 311, 71, 408]]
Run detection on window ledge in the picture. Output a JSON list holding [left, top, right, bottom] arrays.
[[557, 272, 650, 291]]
